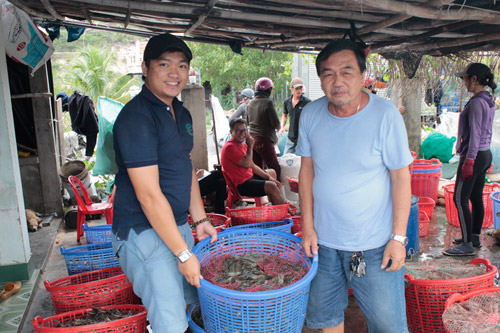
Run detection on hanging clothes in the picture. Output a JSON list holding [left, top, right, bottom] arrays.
[[67, 90, 99, 157]]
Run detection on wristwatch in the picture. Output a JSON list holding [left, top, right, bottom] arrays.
[[176, 249, 193, 263], [390, 233, 409, 246]]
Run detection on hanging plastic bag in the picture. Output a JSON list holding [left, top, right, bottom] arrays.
[[0, 1, 54, 73], [93, 97, 123, 175]]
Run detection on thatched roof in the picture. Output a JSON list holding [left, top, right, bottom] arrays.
[[12, 0, 500, 59]]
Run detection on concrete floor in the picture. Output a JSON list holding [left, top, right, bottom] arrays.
[[18, 202, 500, 332]]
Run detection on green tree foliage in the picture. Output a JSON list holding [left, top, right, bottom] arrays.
[[57, 47, 140, 104], [188, 43, 293, 112]]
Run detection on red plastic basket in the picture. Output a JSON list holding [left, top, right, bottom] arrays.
[[287, 176, 299, 193], [288, 203, 299, 215], [291, 216, 302, 234], [225, 203, 290, 226], [443, 286, 500, 333], [405, 258, 497, 333], [33, 304, 148, 332], [418, 196, 435, 220], [419, 210, 430, 237], [444, 183, 499, 228], [44, 267, 139, 314], [409, 151, 417, 174], [413, 158, 443, 171], [411, 159, 442, 203], [188, 213, 231, 244]]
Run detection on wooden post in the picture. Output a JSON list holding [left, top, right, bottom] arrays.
[[30, 64, 63, 216], [55, 98, 65, 167], [181, 83, 208, 170]]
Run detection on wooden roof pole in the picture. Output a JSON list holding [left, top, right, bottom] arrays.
[[185, 0, 219, 35], [40, 0, 65, 21]]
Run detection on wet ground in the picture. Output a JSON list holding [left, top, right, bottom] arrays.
[[18, 202, 500, 332]]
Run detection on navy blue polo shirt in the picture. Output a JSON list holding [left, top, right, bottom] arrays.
[[112, 85, 194, 240]]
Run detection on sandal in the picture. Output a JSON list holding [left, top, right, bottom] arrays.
[[443, 247, 475, 257], [0, 281, 22, 300]]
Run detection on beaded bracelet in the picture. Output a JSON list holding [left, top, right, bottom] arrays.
[[190, 216, 212, 229]]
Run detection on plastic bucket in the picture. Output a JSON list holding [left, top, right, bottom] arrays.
[[406, 195, 420, 258], [60, 160, 91, 203]]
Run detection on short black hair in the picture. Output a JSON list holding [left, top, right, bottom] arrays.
[[229, 118, 246, 130], [315, 39, 367, 76]]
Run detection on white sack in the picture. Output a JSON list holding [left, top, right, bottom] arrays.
[[278, 153, 301, 202], [1, 1, 54, 73]]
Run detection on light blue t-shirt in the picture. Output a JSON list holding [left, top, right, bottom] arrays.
[[296, 93, 413, 251]]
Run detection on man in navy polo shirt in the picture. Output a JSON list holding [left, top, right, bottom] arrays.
[[112, 33, 217, 333]]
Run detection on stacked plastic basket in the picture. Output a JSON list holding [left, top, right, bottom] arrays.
[[193, 228, 318, 333], [60, 224, 117, 275], [35, 223, 147, 332], [411, 158, 442, 203]]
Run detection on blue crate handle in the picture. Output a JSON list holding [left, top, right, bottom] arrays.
[[223, 218, 293, 233], [60, 242, 113, 254], [82, 224, 112, 231]]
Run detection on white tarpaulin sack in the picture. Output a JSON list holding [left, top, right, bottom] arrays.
[[278, 153, 301, 202], [1, 1, 54, 73]]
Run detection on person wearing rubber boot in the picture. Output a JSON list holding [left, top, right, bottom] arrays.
[[444, 63, 496, 257], [297, 39, 413, 333]]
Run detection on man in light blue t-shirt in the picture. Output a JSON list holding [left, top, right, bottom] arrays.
[[297, 39, 413, 333]]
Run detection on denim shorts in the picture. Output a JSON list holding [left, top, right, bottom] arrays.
[[305, 244, 408, 332], [112, 223, 197, 333]]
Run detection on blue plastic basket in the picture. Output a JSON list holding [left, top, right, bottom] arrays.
[[193, 228, 318, 333], [224, 218, 293, 233], [60, 242, 119, 275], [188, 304, 205, 333], [82, 224, 112, 244], [490, 191, 500, 229]]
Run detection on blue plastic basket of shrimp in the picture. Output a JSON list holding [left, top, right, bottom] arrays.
[[192, 228, 318, 333], [224, 218, 293, 233], [60, 242, 119, 275], [82, 224, 112, 244]]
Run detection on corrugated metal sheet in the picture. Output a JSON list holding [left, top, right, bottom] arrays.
[[308, 59, 324, 101]]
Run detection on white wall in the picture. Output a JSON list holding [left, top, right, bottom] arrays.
[[0, 18, 31, 267]]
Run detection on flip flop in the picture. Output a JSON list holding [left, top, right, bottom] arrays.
[[0, 281, 22, 300], [443, 247, 475, 257]]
